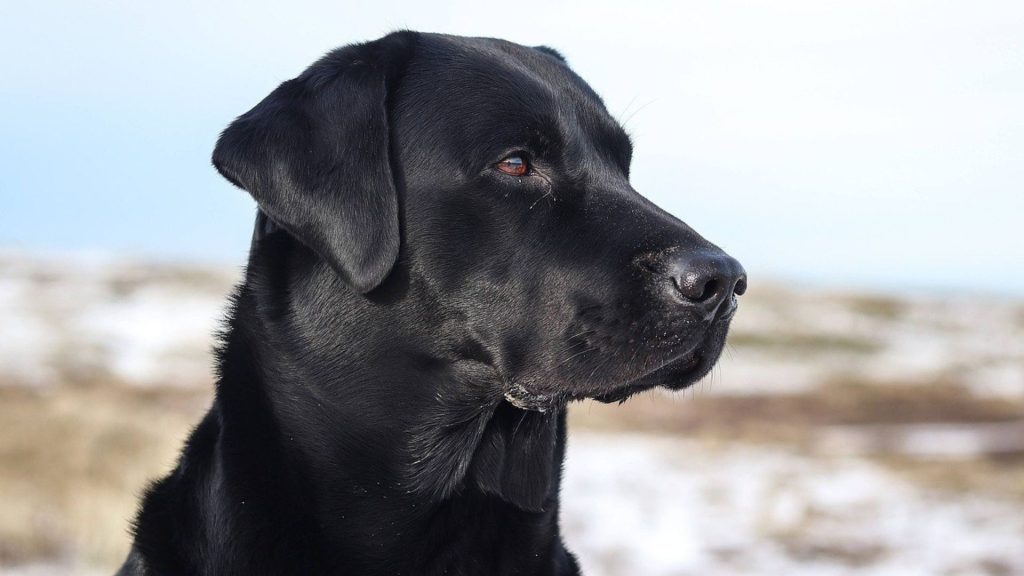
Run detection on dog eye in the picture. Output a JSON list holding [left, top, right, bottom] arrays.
[[496, 155, 529, 176]]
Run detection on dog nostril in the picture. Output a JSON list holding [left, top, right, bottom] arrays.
[[672, 276, 721, 303], [697, 279, 719, 303], [733, 275, 747, 296]]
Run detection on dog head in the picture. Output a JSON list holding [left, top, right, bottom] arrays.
[[214, 32, 746, 411]]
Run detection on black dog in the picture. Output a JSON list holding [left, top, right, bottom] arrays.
[[119, 31, 746, 576]]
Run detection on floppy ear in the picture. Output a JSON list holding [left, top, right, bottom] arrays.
[[213, 33, 415, 293]]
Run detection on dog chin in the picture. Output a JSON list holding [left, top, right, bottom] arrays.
[[504, 324, 732, 410], [592, 335, 728, 404]]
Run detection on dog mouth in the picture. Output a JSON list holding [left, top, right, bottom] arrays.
[[502, 310, 735, 411], [588, 309, 735, 404], [504, 334, 723, 411], [590, 344, 711, 404]]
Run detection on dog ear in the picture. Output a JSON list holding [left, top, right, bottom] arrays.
[[213, 33, 415, 293]]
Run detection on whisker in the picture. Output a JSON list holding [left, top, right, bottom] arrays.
[[553, 334, 594, 357], [622, 98, 658, 128], [618, 94, 640, 123], [511, 409, 529, 442], [555, 346, 598, 369], [563, 328, 596, 342], [554, 339, 588, 356], [583, 352, 617, 392], [529, 188, 554, 210], [624, 346, 641, 380]]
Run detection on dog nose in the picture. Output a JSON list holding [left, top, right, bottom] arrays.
[[670, 251, 746, 311], [656, 250, 747, 314]]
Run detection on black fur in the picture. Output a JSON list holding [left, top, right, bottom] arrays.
[[120, 31, 746, 575]]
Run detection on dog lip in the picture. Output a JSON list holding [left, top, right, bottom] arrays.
[[659, 347, 705, 382], [591, 346, 706, 403], [635, 343, 703, 381], [678, 350, 702, 370]]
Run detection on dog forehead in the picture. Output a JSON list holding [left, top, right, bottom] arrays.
[[431, 34, 569, 74], [393, 34, 627, 155], [401, 35, 565, 111]]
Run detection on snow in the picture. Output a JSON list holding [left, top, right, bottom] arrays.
[[562, 433, 1024, 576], [721, 287, 1024, 399], [0, 251, 236, 387]]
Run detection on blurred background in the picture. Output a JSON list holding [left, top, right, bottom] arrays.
[[1, 1, 1022, 574]]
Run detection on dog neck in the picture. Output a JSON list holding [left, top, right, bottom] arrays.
[[167, 235, 577, 574]]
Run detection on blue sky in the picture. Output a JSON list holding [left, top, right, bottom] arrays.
[[2, 1, 1022, 294]]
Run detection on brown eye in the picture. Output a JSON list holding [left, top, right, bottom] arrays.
[[496, 155, 528, 176]]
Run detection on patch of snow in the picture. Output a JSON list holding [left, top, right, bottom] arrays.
[[0, 252, 236, 387], [562, 433, 1024, 576]]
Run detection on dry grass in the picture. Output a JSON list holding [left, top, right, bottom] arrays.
[[727, 331, 882, 355], [1, 378, 1022, 573], [830, 292, 909, 320], [0, 382, 210, 570], [884, 454, 1024, 501], [569, 379, 1024, 501], [570, 379, 1024, 438]]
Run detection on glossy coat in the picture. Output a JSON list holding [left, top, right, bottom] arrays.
[[119, 31, 745, 575]]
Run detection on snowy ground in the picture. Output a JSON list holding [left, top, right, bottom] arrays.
[[1, 251, 1022, 575], [562, 434, 1024, 576], [0, 251, 236, 389], [4, 430, 1021, 576], [723, 284, 1024, 400]]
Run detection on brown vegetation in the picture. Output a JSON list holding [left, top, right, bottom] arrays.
[[0, 382, 210, 570]]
